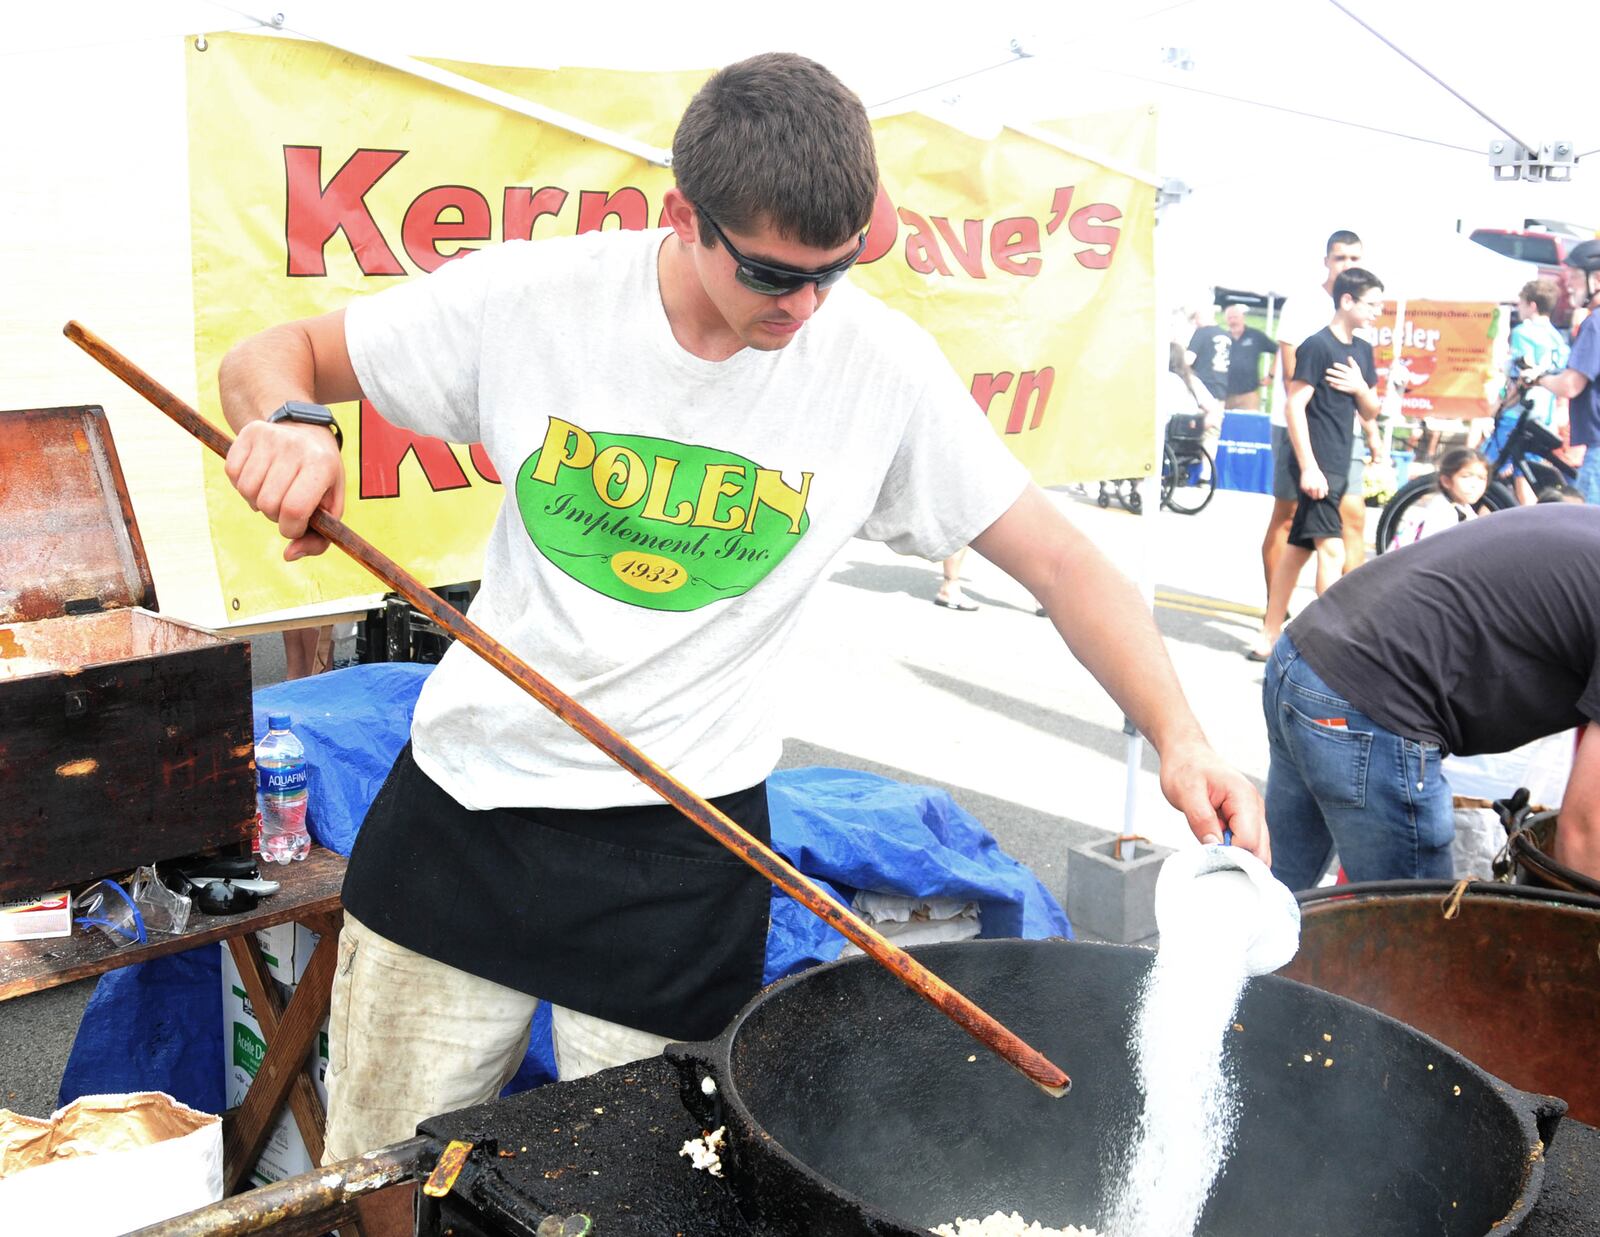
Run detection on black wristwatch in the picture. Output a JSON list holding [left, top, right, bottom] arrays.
[[267, 400, 343, 450]]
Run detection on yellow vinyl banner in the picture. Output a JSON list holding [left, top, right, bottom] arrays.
[[187, 33, 1156, 618]]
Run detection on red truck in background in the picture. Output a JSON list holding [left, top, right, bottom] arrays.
[[1469, 222, 1594, 329]]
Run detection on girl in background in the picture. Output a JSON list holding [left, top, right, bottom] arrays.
[[1388, 448, 1490, 549]]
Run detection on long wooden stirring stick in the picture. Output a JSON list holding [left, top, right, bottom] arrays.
[[64, 320, 1071, 1098]]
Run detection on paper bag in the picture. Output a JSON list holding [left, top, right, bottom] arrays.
[[0, 1092, 222, 1233]]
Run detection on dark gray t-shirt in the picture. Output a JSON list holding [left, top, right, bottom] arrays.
[[1288, 504, 1600, 755], [1189, 325, 1232, 399]]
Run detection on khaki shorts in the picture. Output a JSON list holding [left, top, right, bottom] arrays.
[[321, 911, 674, 1162]]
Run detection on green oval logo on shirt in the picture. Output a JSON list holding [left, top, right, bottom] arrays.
[[515, 418, 812, 611]]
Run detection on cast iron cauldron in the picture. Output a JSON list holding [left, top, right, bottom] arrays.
[[1282, 880, 1600, 1125], [667, 939, 1563, 1237]]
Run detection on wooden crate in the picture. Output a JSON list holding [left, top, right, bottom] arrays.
[[0, 406, 255, 898]]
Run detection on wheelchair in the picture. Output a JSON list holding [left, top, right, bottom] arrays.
[[1160, 412, 1218, 515]]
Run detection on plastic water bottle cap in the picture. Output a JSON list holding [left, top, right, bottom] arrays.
[[267, 714, 292, 731]]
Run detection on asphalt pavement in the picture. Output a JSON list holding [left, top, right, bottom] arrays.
[[0, 482, 1309, 1120], [774, 483, 1289, 863]]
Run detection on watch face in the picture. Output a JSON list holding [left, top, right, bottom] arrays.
[[277, 401, 332, 424], [269, 401, 342, 449]]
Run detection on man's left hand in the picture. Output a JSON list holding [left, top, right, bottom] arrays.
[[1158, 740, 1270, 864]]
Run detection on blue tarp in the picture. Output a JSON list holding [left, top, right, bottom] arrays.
[[60, 944, 227, 1114], [763, 767, 1070, 983], [61, 664, 1068, 1110]]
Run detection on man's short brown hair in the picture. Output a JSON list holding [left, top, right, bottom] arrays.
[[1520, 279, 1558, 316], [672, 53, 878, 249]]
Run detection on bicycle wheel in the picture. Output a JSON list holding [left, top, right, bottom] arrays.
[[1374, 476, 1437, 552], [1163, 444, 1216, 515], [1375, 476, 1514, 553], [1484, 480, 1516, 510]]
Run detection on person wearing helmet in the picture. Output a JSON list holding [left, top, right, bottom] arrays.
[[1534, 240, 1600, 503]]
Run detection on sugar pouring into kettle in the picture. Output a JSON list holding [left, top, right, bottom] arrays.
[[1101, 842, 1301, 1237]]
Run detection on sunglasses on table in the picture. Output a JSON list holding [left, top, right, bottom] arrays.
[[698, 209, 867, 296]]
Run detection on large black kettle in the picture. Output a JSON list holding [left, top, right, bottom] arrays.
[[669, 939, 1563, 1236]]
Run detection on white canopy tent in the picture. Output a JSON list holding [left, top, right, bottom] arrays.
[[7, 0, 1596, 303], [1361, 230, 1543, 304], [7, 0, 1594, 404]]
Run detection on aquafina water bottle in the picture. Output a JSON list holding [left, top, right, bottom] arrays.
[[256, 713, 310, 862]]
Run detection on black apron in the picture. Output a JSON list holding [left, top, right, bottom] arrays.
[[341, 745, 772, 1041]]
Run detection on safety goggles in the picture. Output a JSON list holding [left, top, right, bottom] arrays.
[[698, 209, 866, 296], [75, 878, 148, 946]]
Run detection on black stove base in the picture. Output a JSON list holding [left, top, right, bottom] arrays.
[[417, 1056, 1600, 1236], [418, 1059, 754, 1236]]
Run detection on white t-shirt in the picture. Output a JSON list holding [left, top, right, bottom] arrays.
[[345, 229, 1028, 810], [1160, 369, 1202, 418], [1388, 495, 1471, 551], [1272, 282, 1336, 427]]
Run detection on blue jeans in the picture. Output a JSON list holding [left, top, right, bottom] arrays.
[[1263, 635, 1455, 890], [1577, 451, 1600, 506]]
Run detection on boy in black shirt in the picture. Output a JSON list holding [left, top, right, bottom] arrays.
[[1250, 268, 1383, 659]]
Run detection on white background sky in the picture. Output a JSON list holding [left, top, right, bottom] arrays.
[[7, 0, 1597, 292]]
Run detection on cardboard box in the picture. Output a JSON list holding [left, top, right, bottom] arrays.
[[220, 930, 329, 1186], [252, 921, 320, 988], [0, 891, 71, 941]]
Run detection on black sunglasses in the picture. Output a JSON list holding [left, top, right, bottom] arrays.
[[698, 209, 866, 296]]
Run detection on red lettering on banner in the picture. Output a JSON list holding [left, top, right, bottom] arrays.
[[1045, 187, 1074, 236], [577, 187, 648, 233], [284, 146, 407, 277], [990, 218, 1042, 277], [1004, 369, 1055, 433], [278, 154, 1127, 282], [858, 184, 900, 265], [469, 443, 501, 484], [1070, 204, 1123, 269], [933, 218, 987, 279], [402, 186, 492, 272], [899, 209, 952, 277], [358, 400, 473, 499], [504, 186, 569, 241], [970, 373, 1015, 411]]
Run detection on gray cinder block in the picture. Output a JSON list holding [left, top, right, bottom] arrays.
[[1066, 837, 1174, 944]]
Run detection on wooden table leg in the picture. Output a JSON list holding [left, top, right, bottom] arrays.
[[222, 914, 342, 1194]]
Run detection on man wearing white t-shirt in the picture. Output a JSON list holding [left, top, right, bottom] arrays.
[[215, 53, 1266, 1162]]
